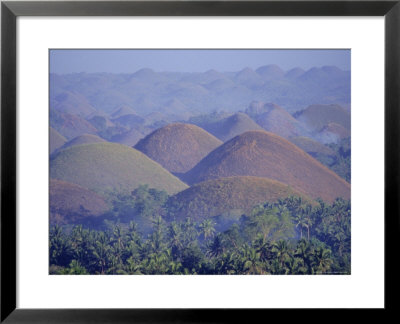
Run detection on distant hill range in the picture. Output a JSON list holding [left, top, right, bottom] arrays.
[[50, 142, 188, 195], [50, 65, 350, 116], [135, 123, 223, 173], [50, 179, 109, 225], [183, 130, 350, 202], [167, 176, 311, 222]]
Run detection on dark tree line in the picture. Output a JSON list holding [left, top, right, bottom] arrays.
[[50, 195, 350, 275]]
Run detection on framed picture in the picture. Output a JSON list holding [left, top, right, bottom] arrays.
[[1, 0, 398, 321]]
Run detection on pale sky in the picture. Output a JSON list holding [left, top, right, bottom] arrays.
[[50, 49, 350, 74]]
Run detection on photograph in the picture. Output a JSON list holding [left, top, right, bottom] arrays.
[[48, 49, 351, 275]]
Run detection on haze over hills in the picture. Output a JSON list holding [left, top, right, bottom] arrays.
[[294, 104, 351, 133], [315, 122, 351, 144], [289, 136, 336, 159], [50, 64, 350, 116], [245, 101, 309, 139], [50, 142, 188, 195], [48, 53, 352, 275], [167, 176, 311, 222], [110, 127, 149, 147], [135, 123, 223, 173], [49, 65, 350, 149], [50, 127, 67, 154], [55, 133, 106, 153], [50, 179, 109, 225], [184, 130, 350, 202], [51, 90, 97, 118], [197, 112, 264, 142], [50, 109, 98, 140]]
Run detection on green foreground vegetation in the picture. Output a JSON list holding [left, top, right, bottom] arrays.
[[50, 189, 350, 275]]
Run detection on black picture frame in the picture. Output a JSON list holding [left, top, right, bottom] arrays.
[[1, 0, 399, 322]]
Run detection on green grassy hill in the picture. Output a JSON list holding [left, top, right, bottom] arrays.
[[167, 176, 311, 222], [184, 130, 350, 202], [50, 179, 109, 225], [50, 142, 188, 195], [135, 123, 222, 173]]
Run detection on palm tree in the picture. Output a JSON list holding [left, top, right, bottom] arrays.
[[49, 225, 72, 267], [298, 204, 313, 240], [206, 235, 225, 258], [313, 247, 333, 274], [272, 240, 292, 273], [294, 213, 307, 239], [305, 215, 313, 241], [91, 232, 110, 274], [294, 239, 313, 273], [198, 219, 216, 240], [167, 222, 183, 250], [239, 245, 265, 275]]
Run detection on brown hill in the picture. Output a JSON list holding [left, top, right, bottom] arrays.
[[167, 176, 311, 222], [183, 130, 350, 202], [135, 123, 223, 173], [50, 109, 98, 140], [111, 128, 147, 147], [246, 102, 308, 138], [202, 112, 264, 142], [50, 179, 109, 225], [294, 104, 350, 132]]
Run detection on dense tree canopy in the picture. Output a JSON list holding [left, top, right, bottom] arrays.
[[50, 188, 350, 275]]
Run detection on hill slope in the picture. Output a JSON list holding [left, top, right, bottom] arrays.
[[50, 109, 98, 140], [50, 142, 188, 195], [246, 102, 308, 138], [184, 131, 350, 202], [56, 134, 106, 152], [289, 136, 336, 157], [111, 128, 147, 147], [167, 176, 311, 222], [202, 112, 264, 142], [294, 104, 350, 132], [50, 127, 67, 154], [135, 123, 223, 173], [315, 122, 351, 144], [50, 179, 109, 225]]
